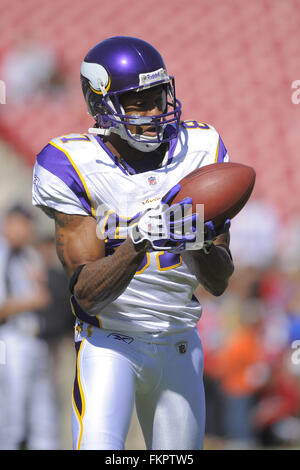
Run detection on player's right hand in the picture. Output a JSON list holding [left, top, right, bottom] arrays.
[[129, 184, 198, 252]]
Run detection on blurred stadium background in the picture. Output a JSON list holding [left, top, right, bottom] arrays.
[[0, 0, 299, 450]]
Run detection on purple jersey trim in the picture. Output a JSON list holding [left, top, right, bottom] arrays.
[[73, 340, 83, 416], [216, 136, 228, 163], [94, 136, 128, 174], [165, 124, 178, 164], [94, 124, 178, 173], [71, 296, 101, 328], [158, 251, 181, 269], [191, 294, 200, 304], [117, 152, 165, 174], [36, 143, 92, 215]]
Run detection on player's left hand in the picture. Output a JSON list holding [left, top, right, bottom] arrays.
[[161, 185, 231, 253], [201, 219, 231, 254], [97, 186, 230, 254], [125, 183, 203, 251], [96, 196, 197, 253], [129, 199, 198, 252], [170, 218, 231, 254]]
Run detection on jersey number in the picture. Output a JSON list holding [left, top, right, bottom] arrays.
[[136, 251, 182, 274], [59, 134, 91, 143], [182, 121, 210, 129], [58, 135, 182, 273]]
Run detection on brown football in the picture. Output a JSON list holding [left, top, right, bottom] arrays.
[[172, 162, 256, 229]]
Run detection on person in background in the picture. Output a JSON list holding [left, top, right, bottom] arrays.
[[0, 204, 58, 449], [36, 235, 74, 343], [212, 295, 270, 448], [1, 36, 66, 105], [252, 351, 300, 447], [36, 236, 75, 449]]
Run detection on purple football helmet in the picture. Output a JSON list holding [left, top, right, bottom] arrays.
[[80, 36, 182, 152]]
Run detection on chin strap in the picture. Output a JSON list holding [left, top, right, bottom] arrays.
[[88, 127, 112, 136], [88, 123, 162, 152], [89, 87, 165, 151]]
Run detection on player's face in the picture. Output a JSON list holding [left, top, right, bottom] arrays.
[[120, 85, 167, 137]]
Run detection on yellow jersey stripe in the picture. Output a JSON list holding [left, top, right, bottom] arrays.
[[75, 339, 86, 450], [214, 137, 220, 163], [49, 140, 95, 217]]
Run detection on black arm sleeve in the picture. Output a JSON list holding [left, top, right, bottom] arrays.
[[69, 264, 86, 295]]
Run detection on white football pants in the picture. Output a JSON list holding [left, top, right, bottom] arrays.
[[72, 325, 205, 450]]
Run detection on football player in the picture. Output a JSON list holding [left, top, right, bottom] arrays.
[[32, 36, 234, 450]]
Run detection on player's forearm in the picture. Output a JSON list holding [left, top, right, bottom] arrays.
[[74, 238, 148, 313], [182, 244, 234, 296]]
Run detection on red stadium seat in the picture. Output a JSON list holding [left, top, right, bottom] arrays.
[[0, 0, 299, 221]]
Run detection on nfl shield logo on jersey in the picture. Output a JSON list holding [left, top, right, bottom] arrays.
[[148, 176, 157, 186]]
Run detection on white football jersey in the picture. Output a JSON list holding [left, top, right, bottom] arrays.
[[32, 121, 230, 335]]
